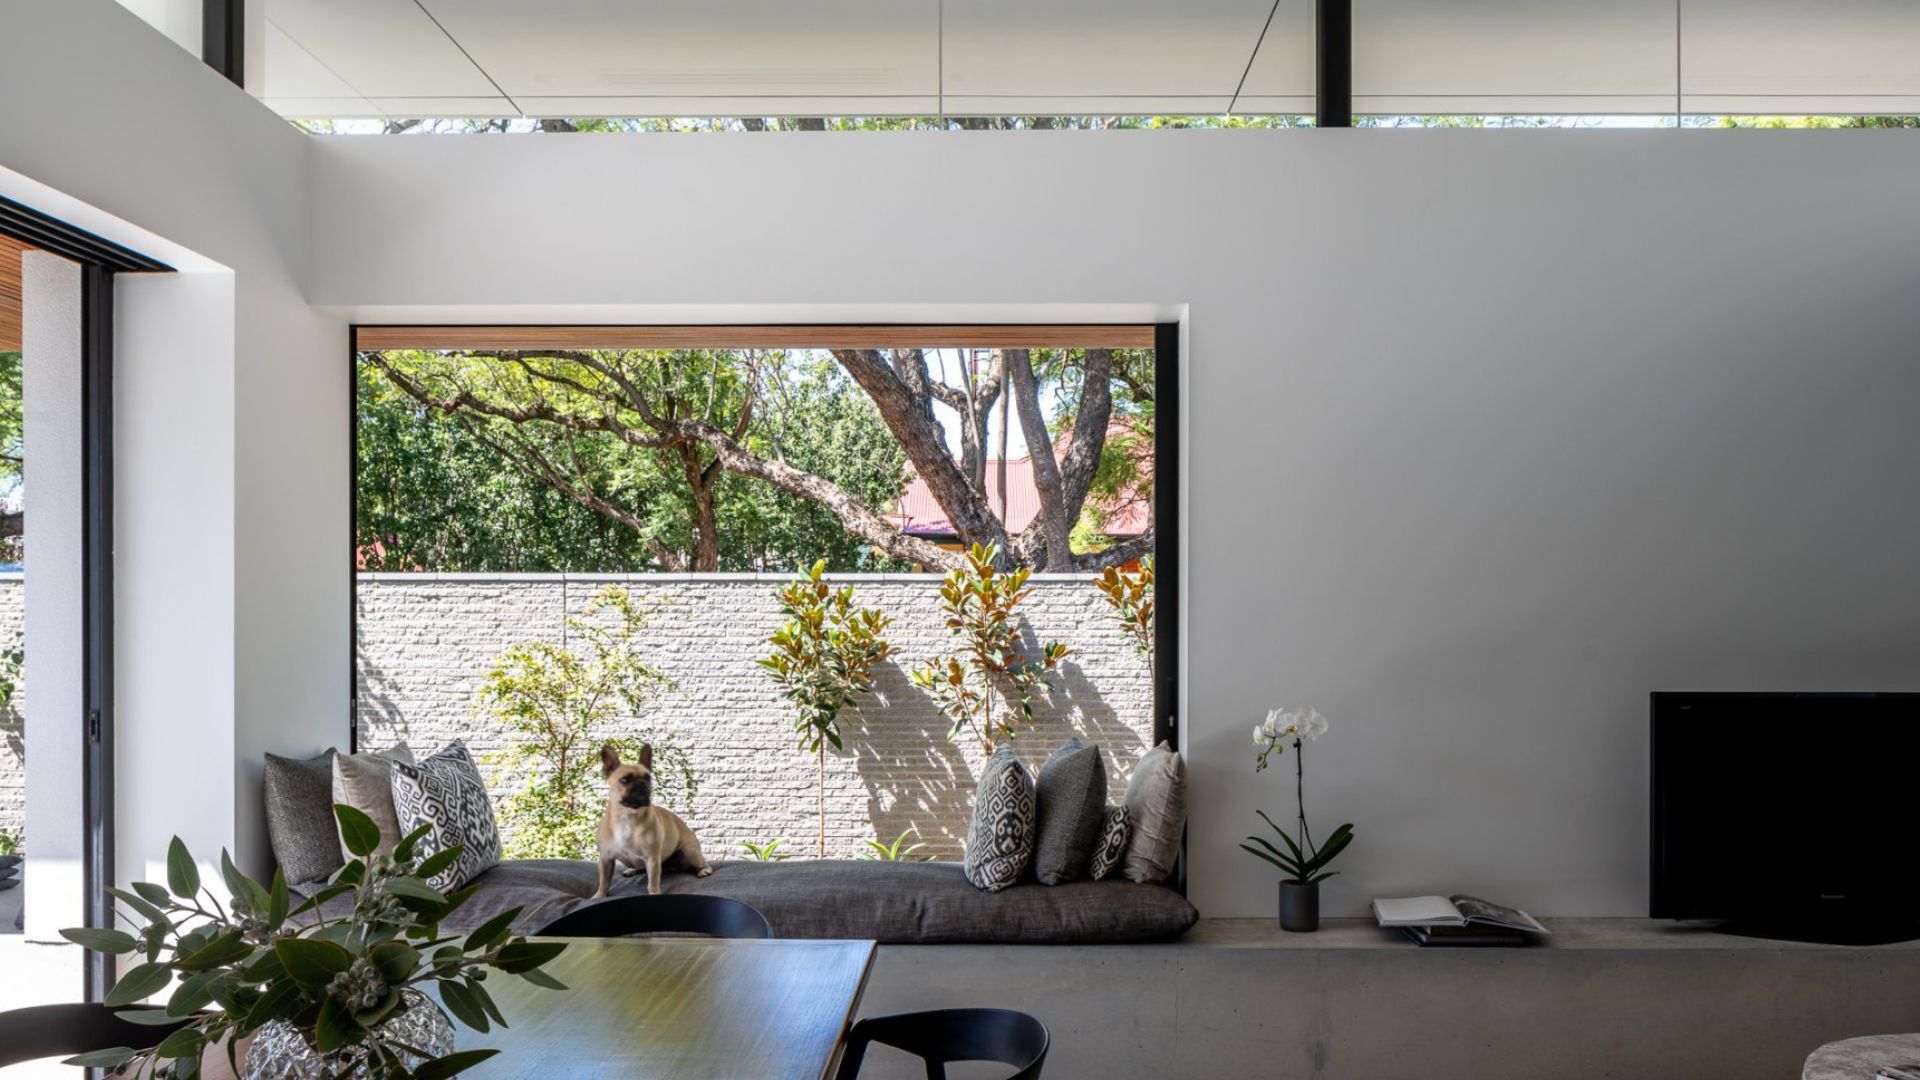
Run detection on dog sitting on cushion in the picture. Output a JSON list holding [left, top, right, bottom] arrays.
[[594, 743, 713, 898]]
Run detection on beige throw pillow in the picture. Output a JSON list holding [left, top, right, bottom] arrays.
[[1120, 741, 1186, 884], [330, 744, 415, 860]]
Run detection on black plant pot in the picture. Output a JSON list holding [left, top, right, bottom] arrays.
[[0, 854, 19, 872], [1279, 881, 1320, 932]]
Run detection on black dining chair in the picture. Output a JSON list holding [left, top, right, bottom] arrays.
[[0, 1002, 191, 1068], [833, 1008, 1050, 1080], [533, 894, 772, 939]]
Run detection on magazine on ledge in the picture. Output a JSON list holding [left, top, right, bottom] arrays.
[[1371, 894, 1549, 935]]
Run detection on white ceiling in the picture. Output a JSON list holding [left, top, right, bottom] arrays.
[[258, 0, 1920, 120]]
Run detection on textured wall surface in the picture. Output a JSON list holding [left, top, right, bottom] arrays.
[[0, 577, 20, 839], [355, 573, 1154, 861]]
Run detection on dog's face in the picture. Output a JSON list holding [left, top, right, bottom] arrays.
[[601, 743, 654, 810]]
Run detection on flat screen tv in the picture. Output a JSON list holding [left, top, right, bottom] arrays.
[[1651, 691, 1920, 944]]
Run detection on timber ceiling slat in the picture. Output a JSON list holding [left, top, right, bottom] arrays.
[[353, 324, 1157, 351], [0, 234, 25, 352]]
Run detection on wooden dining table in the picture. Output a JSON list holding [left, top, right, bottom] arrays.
[[461, 937, 877, 1080]]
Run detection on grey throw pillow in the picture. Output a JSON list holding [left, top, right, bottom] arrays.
[[963, 745, 1036, 892], [390, 741, 502, 892], [1121, 741, 1187, 884], [331, 744, 415, 861], [1032, 738, 1106, 885], [263, 749, 343, 886], [1087, 804, 1130, 881]]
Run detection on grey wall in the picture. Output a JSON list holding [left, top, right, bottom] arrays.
[[311, 130, 1920, 917]]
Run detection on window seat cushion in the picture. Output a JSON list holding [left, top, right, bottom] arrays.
[[296, 858, 1197, 944]]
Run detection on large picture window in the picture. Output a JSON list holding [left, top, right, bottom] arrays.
[[352, 326, 1174, 863]]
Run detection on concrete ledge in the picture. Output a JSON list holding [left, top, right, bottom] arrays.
[[854, 918, 1920, 1080]]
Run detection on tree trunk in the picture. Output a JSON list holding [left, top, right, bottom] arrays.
[[680, 446, 722, 572], [1006, 349, 1074, 570], [818, 743, 827, 859]]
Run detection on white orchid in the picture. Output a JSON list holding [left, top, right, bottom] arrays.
[[1254, 706, 1329, 771]]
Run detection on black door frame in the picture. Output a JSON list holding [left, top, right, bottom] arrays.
[[0, 193, 170, 1001]]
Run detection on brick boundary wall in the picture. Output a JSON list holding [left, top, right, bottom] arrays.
[[0, 575, 21, 842], [356, 573, 1155, 861]]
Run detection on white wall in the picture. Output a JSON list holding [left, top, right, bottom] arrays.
[[20, 252, 83, 941], [0, 0, 347, 880], [310, 131, 1920, 917]]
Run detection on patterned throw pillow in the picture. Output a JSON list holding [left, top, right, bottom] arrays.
[[389, 742, 502, 892], [1032, 738, 1106, 885], [963, 745, 1037, 892], [1086, 805, 1130, 881]]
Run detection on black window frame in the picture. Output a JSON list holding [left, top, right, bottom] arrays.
[[348, 323, 1182, 873]]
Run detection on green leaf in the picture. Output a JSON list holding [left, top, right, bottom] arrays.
[[178, 929, 253, 971], [62, 1047, 138, 1069], [132, 881, 172, 907], [154, 1024, 206, 1060], [268, 867, 290, 928], [368, 940, 421, 984], [413, 848, 461, 883], [61, 927, 139, 954], [393, 822, 435, 863], [274, 937, 355, 988], [1239, 843, 1294, 874], [467, 977, 508, 1028], [109, 886, 170, 925], [518, 967, 568, 991], [221, 850, 269, 916], [167, 969, 224, 1016], [244, 977, 303, 1029], [167, 837, 201, 900], [114, 1008, 192, 1026], [313, 996, 355, 1053], [384, 876, 449, 905], [411, 1049, 500, 1080], [462, 908, 520, 955], [333, 804, 382, 860], [493, 939, 566, 974], [105, 962, 175, 1007], [437, 977, 489, 1032]]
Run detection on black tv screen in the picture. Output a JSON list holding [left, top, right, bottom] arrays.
[[1651, 692, 1920, 933]]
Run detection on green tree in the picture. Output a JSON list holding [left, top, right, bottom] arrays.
[[911, 543, 1069, 752], [476, 586, 695, 859], [759, 562, 893, 856], [363, 350, 910, 572], [373, 344, 1154, 572]]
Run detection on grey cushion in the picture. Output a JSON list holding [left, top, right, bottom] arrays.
[[331, 744, 415, 860], [1121, 741, 1186, 885], [964, 746, 1036, 892], [263, 749, 343, 886], [1032, 738, 1106, 885], [390, 741, 502, 891], [294, 858, 1199, 944], [1087, 805, 1130, 881]]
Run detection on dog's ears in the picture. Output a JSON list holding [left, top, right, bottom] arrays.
[[600, 743, 621, 776], [639, 743, 653, 770]]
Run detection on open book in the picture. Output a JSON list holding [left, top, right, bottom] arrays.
[[1371, 894, 1549, 935]]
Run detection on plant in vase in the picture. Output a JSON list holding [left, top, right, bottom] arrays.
[[1243, 707, 1354, 932], [59, 804, 568, 1080]]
